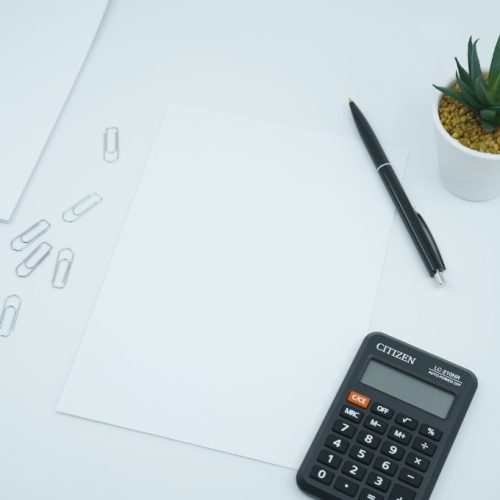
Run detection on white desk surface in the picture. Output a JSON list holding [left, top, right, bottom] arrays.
[[1, 1, 499, 498]]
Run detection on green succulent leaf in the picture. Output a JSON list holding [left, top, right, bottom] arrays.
[[454, 57, 474, 91], [468, 37, 483, 82], [487, 35, 500, 99], [433, 84, 470, 108], [480, 109, 496, 121], [480, 119, 497, 133], [456, 75, 483, 109], [474, 75, 496, 106]]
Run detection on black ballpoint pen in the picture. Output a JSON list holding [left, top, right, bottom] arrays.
[[349, 99, 446, 286]]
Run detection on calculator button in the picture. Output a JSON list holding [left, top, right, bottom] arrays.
[[388, 483, 416, 500], [326, 434, 349, 453], [388, 426, 412, 445], [366, 472, 391, 492], [412, 437, 436, 457], [399, 468, 423, 488], [374, 456, 398, 476], [341, 404, 365, 423], [333, 419, 356, 438], [357, 430, 380, 449], [349, 445, 374, 465], [342, 460, 367, 480], [381, 441, 405, 460], [309, 465, 334, 485], [364, 416, 388, 434], [317, 449, 342, 469], [348, 390, 371, 409], [334, 476, 359, 497], [419, 423, 442, 441], [359, 489, 384, 500], [372, 402, 394, 419], [405, 452, 430, 472], [395, 413, 418, 430]]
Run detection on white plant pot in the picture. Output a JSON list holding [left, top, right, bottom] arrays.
[[433, 90, 500, 201]]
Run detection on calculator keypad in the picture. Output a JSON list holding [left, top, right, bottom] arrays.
[[307, 390, 443, 498]]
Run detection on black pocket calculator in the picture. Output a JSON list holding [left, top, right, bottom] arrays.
[[296, 332, 477, 500]]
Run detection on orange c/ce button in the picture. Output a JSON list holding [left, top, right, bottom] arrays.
[[347, 390, 371, 409]]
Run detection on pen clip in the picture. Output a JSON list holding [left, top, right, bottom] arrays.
[[415, 212, 445, 271]]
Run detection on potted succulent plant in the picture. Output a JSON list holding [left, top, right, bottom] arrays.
[[433, 36, 500, 201]]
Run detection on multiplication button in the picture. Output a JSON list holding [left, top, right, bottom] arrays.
[[371, 402, 394, 419], [405, 452, 429, 472]]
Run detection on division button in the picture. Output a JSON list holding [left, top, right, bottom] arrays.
[[340, 404, 364, 423], [332, 418, 356, 438], [395, 413, 418, 430], [388, 483, 416, 500], [334, 476, 359, 497], [371, 402, 394, 419], [399, 468, 423, 488], [405, 452, 430, 472], [419, 423, 443, 441], [388, 426, 412, 445], [347, 390, 371, 409], [413, 436, 437, 457], [309, 465, 334, 485], [359, 489, 384, 500], [317, 449, 342, 469]]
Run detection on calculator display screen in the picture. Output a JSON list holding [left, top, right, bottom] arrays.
[[361, 360, 454, 418]]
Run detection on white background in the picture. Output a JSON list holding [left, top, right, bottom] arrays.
[[0, 1, 499, 499]]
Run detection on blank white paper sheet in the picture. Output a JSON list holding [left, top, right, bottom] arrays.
[[58, 104, 407, 469], [0, 0, 109, 222]]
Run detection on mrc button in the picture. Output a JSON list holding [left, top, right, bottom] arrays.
[[347, 391, 371, 409]]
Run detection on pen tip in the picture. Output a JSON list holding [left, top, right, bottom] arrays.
[[434, 271, 446, 287], [348, 97, 352, 103]]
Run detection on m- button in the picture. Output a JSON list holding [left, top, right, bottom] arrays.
[[347, 391, 371, 409]]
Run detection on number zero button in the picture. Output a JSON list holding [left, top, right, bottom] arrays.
[[348, 391, 371, 409], [309, 465, 334, 485]]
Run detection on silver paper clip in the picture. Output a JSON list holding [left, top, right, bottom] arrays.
[[52, 248, 75, 289], [0, 295, 22, 337], [15, 242, 53, 278], [103, 127, 119, 162], [11, 219, 51, 251], [62, 193, 103, 223]]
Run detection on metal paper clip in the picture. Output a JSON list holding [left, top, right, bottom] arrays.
[[62, 193, 103, 223], [11, 219, 51, 251], [0, 295, 22, 337], [103, 127, 119, 162], [52, 248, 75, 289], [15, 242, 53, 278]]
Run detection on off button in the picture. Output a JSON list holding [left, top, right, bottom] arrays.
[[347, 390, 371, 409]]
